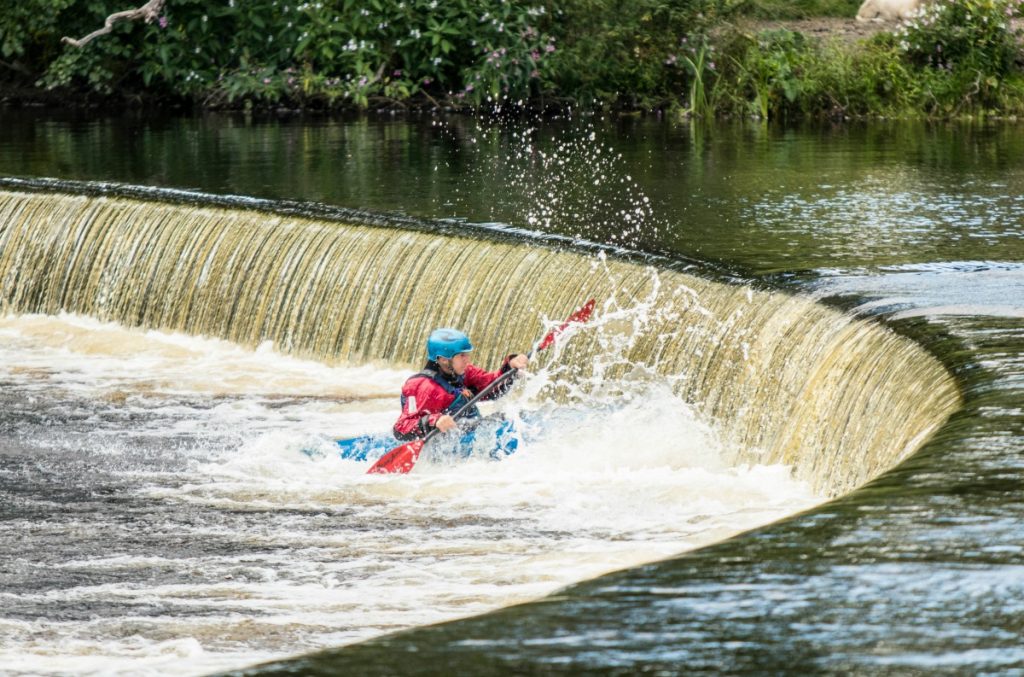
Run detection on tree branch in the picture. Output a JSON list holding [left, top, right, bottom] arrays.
[[62, 0, 166, 48]]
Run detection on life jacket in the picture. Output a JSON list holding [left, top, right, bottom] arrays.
[[405, 366, 481, 419], [394, 358, 516, 441]]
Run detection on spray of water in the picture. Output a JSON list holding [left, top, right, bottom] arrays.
[[428, 116, 663, 247]]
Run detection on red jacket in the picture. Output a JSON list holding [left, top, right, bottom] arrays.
[[393, 358, 515, 440]]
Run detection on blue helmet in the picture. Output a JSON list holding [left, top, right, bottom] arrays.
[[427, 328, 474, 360]]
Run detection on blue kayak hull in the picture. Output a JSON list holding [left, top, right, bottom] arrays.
[[335, 418, 519, 463]]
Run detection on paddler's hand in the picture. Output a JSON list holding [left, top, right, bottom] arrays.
[[509, 353, 529, 370], [435, 415, 458, 433]]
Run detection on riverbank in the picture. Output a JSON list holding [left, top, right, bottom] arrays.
[[1, 1, 1022, 120]]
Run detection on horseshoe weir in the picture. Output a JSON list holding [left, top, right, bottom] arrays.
[[2, 116, 1024, 676], [0, 185, 958, 498]]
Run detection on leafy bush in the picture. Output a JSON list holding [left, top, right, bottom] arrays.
[[279, 0, 558, 107], [2, 0, 728, 110], [897, 0, 1022, 74], [0, 0, 75, 60], [895, 0, 1024, 112], [4, 0, 1024, 117], [541, 0, 724, 108], [715, 29, 817, 118], [816, 35, 918, 117], [30, 0, 561, 107], [709, 3, 1024, 121]]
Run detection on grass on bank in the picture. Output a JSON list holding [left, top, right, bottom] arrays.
[[708, 15, 1024, 120]]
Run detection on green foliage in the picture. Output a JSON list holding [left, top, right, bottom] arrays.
[[710, 1, 1024, 121], [541, 0, 724, 108], [4, 0, 1024, 118], [893, 0, 1024, 112], [30, 0, 561, 108], [0, 0, 75, 59], [280, 0, 557, 106], [897, 0, 1022, 74], [4, 0, 727, 111], [679, 42, 717, 116], [813, 36, 918, 116], [718, 29, 814, 118]]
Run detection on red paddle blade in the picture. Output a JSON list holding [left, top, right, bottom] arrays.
[[536, 298, 595, 352], [366, 439, 425, 474]]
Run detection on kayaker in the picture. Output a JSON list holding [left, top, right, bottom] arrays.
[[393, 328, 529, 441]]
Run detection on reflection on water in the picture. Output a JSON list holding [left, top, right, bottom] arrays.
[[747, 178, 1024, 272], [2, 112, 1023, 272], [809, 261, 1024, 319]]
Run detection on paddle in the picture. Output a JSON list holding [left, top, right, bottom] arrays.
[[366, 298, 596, 475]]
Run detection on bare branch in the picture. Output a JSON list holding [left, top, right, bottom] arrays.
[[62, 0, 166, 48]]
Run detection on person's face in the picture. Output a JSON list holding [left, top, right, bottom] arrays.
[[447, 352, 470, 376]]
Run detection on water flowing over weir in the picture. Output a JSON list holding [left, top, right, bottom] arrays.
[[0, 185, 959, 497]]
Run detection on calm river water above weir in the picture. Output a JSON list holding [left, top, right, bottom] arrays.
[[1, 111, 1023, 675]]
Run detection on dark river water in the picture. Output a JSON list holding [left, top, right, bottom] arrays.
[[1, 110, 1023, 675]]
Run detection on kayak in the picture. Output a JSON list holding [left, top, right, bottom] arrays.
[[335, 417, 520, 463]]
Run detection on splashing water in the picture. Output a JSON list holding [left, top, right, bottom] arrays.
[[433, 117, 663, 247], [509, 126, 661, 246]]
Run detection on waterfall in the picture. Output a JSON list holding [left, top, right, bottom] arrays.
[[0, 186, 961, 496]]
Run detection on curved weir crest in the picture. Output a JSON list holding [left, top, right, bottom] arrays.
[[0, 186, 959, 498]]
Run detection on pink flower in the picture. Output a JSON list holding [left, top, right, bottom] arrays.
[[158, 16, 168, 28], [263, 78, 271, 84]]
